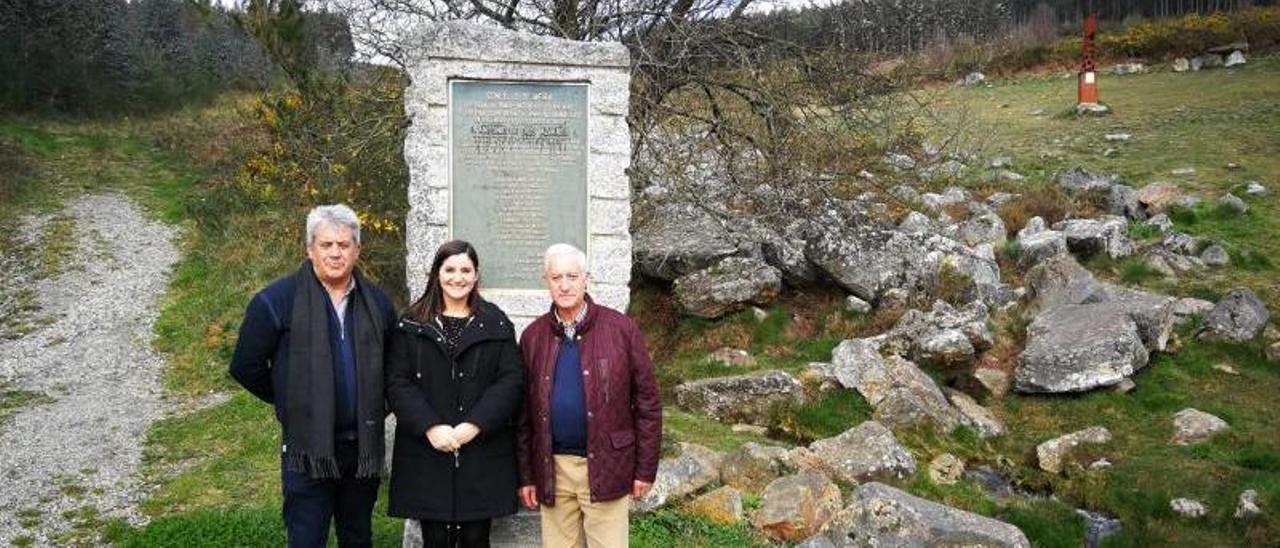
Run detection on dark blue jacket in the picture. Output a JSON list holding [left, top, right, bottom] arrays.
[[229, 271, 396, 425]]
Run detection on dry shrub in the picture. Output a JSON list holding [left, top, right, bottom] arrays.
[[629, 284, 683, 365], [996, 183, 1103, 233], [1235, 6, 1280, 50], [700, 323, 754, 354]]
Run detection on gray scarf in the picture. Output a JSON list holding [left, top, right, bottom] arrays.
[[284, 261, 385, 479]]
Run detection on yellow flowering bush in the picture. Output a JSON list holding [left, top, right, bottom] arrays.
[[1101, 11, 1236, 58], [982, 7, 1280, 75], [236, 71, 410, 289], [1094, 7, 1279, 59]]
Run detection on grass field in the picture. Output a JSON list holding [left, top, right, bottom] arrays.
[[921, 59, 1280, 545], [1, 55, 1277, 546], [927, 55, 1280, 312]]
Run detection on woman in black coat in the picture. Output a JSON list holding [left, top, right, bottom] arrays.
[[386, 239, 524, 547]]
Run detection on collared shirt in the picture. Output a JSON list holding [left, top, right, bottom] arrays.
[[556, 303, 588, 340], [331, 276, 358, 337]]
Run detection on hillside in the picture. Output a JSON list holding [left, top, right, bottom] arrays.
[[0, 53, 1276, 548]]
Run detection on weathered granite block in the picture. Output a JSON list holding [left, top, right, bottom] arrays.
[[404, 21, 633, 333]]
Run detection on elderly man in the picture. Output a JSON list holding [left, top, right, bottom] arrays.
[[517, 243, 662, 547], [229, 204, 396, 547]]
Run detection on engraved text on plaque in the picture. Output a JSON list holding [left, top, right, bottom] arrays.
[[449, 80, 589, 290]]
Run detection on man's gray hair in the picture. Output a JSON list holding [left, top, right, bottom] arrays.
[[543, 243, 588, 273], [306, 204, 361, 246]]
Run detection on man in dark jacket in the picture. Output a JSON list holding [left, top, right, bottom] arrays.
[[229, 204, 396, 547], [517, 243, 662, 547]]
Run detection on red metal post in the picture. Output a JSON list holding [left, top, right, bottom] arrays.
[[1078, 14, 1100, 104]]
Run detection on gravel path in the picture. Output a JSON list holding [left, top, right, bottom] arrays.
[[0, 194, 178, 545]]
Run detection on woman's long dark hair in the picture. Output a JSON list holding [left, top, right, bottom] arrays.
[[406, 239, 481, 323]]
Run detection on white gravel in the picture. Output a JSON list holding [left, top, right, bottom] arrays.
[[0, 194, 177, 545]]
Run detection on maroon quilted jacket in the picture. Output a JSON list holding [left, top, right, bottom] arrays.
[[516, 295, 662, 504]]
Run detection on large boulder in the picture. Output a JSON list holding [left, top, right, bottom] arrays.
[[821, 482, 1031, 547], [672, 256, 782, 318], [919, 238, 1003, 306], [1036, 426, 1112, 474], [1162, 231, 1203, 256], [1171, 498, 1208, 517], [898, 211, 936, 235], [1197, 287, 1270, 342], [945, 389, 1006, 438], [675, 370, 805, 423], [1052, 216, 1134, 259], [912, 329, 976, 368], [1173, 297, 1214, 324], [878, 300, 992, 359], [1016, 221, 1068, 268], [807, 421, 917, 483], [831, 339, 967, 431], [1024, 253, 1102, 311], [958, 212, 1008, 248], [687, 486, 744, 525], [1235, 489, 1262, 519], [720, 442, 789, 494], [1218, 193, 1248, 215], [634, 443, 723, 512], [806, 225, 924, 301], [1057, 168, 1118, 193], [1108, 183, 1147, 220], [1025, 254, 1174, 352], [920, 188, 968, 210], [1016, 304, 1149, 393], [633, 203, 746, 281], [1171, 408, 1229, 445], [1083, 284, 1176, 352], [928, 453, 966, 485], [751, 470, 843, 542], [1144, 245, 1204, 275], [1193, 53, 1225, 70], [1136, 181, 1181, 214], [759, 220, 821, 286]]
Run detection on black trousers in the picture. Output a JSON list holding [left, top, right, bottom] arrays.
[[420, 519, 492, 548], [282, 440, 380, 548]]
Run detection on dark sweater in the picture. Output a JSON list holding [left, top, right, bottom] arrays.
[[550, 337, 587, 455], [229, 271, 396, 428]]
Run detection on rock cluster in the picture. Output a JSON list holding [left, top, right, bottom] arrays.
[[674, 370, 805, 424]]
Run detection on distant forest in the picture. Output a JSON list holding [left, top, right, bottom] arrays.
[[1, 0, 1273, 113], [743, 0, 1278, 54], [0, 0, 351, 112]]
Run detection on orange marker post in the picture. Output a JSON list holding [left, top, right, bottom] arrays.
[[1078, 14, 1100, 105]]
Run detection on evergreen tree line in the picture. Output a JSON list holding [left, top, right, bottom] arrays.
[[733, 0, 1276, 57], [1006, 0, 1276, 23], [0, 0, 353, 113]]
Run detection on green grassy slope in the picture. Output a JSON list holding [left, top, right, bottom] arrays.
[[1, 55, 1276, 548]]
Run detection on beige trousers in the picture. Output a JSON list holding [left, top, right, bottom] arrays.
[[540, 455, 631, 548]]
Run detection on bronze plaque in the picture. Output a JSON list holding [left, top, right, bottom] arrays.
[[450, 80, 589, 290]]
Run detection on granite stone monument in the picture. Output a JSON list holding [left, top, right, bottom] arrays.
[[403, 21, 633, 335], [400, 20, 633, 547]]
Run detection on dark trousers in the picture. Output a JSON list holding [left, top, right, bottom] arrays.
[[420, 519, 492, 548], [282, 440, 380, 548]]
